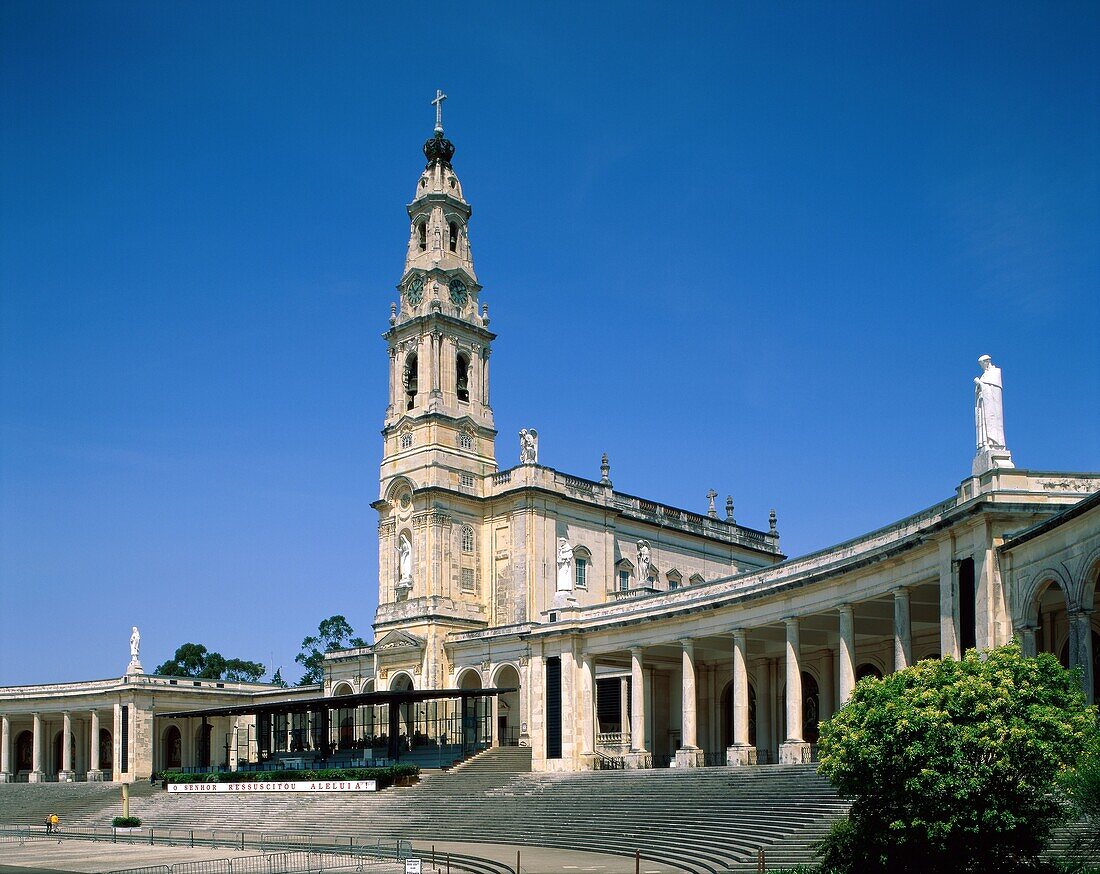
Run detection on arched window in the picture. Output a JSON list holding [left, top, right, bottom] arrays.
[[417, 221, 426, 251], [456, 353, 470, 402], [404, 353, 418, 410], [615, 560, 634, 592], [448, 222, 458, 252], [461, 525, 474, 553], [574, 546, 592, 589]]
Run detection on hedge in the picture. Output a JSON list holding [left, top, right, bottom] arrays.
[[113, 816, 142, 827], [161, 764, 419, 787]]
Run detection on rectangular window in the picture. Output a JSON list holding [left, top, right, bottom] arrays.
[[619, 570, 630, 591], [460, 473, 474, 488], [575, 558, 587, 589], [120, 705, 129, 774], [546, 656, 562, 759], [461, 567, 475, 593]]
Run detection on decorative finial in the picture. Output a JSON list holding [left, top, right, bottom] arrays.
[[422, 91, 455, 167], [769, 509, 778, 534], [600, 453, 612, 486], [481, 303, 490, 327], [389, 302, 397, 326], [432, 89, 447, 134], [726, 495, 735, 523], [706, 489, 718, 518]]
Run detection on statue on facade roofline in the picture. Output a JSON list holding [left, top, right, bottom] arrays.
[[972, 355, 1014, 475], [519, 428, 538, 464], [974, 355, 1007, 450], [127, 626, 143, 675]]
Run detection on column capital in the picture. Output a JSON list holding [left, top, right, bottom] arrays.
[[629, 645, 643, 657], [1068, 609, 1093, 621], [732, 628, 748, 642], [783, 617, 800, 630], [679, 637, 694, 649], [893, 586, 910, 597], [839, 603, 854, 614]]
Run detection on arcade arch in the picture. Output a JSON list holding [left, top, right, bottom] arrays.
[[492, 663, 521, 745]]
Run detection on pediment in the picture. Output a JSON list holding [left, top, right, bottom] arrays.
[[374, 630, 426, 652]]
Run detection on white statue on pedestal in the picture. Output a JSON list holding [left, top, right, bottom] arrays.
[[127, 626, 143, 674], [519, 429, 538, 464], [637, 540, 652, 584], [972, 355, 1014, 475], [556, 537, 574, 593], [398, 533, 413, 587]]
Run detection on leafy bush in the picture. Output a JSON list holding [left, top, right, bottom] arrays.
[[1061, 725, 1100, 861], [160, 763, 419, 788], [816, 644, 1095, 874], [112, 816, 142, 827]]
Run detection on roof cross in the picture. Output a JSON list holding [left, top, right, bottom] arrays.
[[432, 89, 447, 134]]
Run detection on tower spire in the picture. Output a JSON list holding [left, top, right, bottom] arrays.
[[432, 89, 447, 134]]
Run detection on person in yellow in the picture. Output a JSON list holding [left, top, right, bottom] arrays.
[[46, 813, 58, 834]]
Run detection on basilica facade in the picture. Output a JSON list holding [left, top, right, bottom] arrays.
[[321, 110, 1100, 771], [1, 107, 1097, 783]]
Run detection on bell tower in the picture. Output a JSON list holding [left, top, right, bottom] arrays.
[[380, 91, 497, 498]]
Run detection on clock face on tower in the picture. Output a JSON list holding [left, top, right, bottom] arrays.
[[448, 278, 468, 308], [405, 274, 424, 306]]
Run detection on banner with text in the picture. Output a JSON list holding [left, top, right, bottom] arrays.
[[168, 780, 377, 793]]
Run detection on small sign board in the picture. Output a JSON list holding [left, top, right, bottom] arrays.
[[405, 859, 422, 874], [168, 780, 377, 793]]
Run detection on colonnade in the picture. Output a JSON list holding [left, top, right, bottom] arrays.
[[0, 707, 112, 783], [577, 587, 928, 768]]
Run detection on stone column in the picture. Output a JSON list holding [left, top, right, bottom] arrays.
[[727, 630, 757, 765], [894, 588, 912, 672], [676, 639, 703, 767], [625, 647, 651, 768], [1017, 624, 1038, 658], [619, 676, 630, 740], [482, 348, 491, 408], [59, 711, 74, 782], [29, 712, 44, 782], [779, 619, 811, 764], [0, 715, 11, 782], [391, 349, 400, 417], [1068, 611, 1095, 704], [88, 710, 102, 780], [838, 605, 856, 704], [580, 654, 595, 759], [819, 650, 835, 722], [938, 537, 960, 659], [756, 660, 772, 764]]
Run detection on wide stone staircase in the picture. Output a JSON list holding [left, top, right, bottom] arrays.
[[0, 753, 849, 872], [5, 754, 1093, 873], [0, 781, 158, 829]]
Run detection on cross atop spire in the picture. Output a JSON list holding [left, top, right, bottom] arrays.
[[432, 89, 447, 134]]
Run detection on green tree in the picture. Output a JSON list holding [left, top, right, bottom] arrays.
[[154, 643, 265, 683], [816, 644, 1095, 874], [270, 668, 289, 688], [1062, 724, 1100, 859], [295, 615, 368, 685]]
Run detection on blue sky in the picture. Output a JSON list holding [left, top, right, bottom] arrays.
[[2, 2, 1097, 685]]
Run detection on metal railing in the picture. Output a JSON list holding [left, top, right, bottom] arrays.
[[592, 752, 625, 770], [109, 850, 397, 874]]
